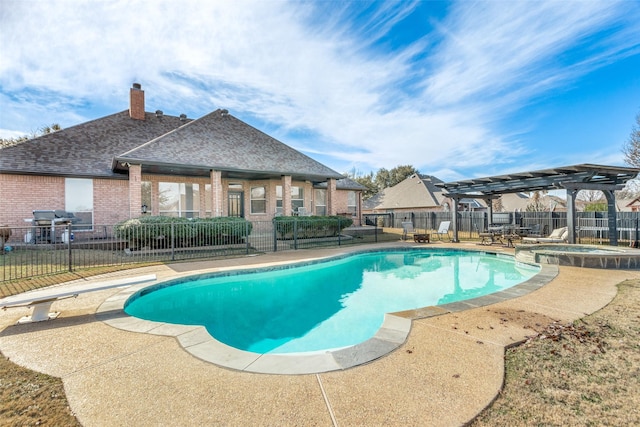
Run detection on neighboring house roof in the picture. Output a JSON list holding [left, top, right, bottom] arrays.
[[113, 109, 344, 182], [459, 198, 485, 209], [0, 111, 189, 178], [498, 192, 531, 211], [363, 174, 447, 210], [618, 197, 640, 211]]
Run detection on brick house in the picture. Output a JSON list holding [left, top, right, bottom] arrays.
[[0, 84, 364, 230]]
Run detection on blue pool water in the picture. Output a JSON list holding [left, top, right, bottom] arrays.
[[125, 249, 539, 354]]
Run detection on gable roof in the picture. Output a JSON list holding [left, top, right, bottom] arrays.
[[363, 174, 447, 210], [1, 107, 345, 183], [0, 111, 189, 178], [113, 109, 344, 182]]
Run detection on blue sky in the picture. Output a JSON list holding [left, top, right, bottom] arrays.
[[1, 0, 639, 182]]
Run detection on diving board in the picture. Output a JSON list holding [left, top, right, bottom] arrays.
[[0, 274, 156, 324]]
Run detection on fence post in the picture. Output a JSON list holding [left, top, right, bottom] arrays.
[[293, 219, 298, 250], [338, 218, 342, 246], [273, 220, 278, 252], [67, 224, 73, 272], [171, 222, 176, 261], [245, 221, 250, 255]]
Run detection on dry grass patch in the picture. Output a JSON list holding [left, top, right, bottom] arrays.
[[473, 279, 640, 426], [0, 352, 80, 426]]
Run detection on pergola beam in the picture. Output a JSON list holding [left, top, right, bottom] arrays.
[[437, 164, 640, 245]]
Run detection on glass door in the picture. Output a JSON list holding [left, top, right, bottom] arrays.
[[228, 192, 244, 217]]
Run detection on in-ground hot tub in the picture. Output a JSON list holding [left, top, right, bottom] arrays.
[[515, 244, 640, 269]]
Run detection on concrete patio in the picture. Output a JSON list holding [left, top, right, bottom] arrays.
[[1, 242, 637, 426]]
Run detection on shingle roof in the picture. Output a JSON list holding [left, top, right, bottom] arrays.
[[363, 174, 446, 210], [0, 111, 189, 178], [114, 109, 344, 182], [1, 108, 345, 182]]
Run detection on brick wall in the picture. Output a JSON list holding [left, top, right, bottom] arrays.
[[94, 178, 129, 224], [0, 174, 65, 226], [0, 172, 363, 227]]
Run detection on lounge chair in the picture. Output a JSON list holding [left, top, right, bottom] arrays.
[[436, 221, 451, 241], [402, 221, 429, 243], [401, 222, 415, 241], [522, 227, 568, 244]]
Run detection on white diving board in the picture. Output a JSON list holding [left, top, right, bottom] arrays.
[[0, 274, 156, 324]]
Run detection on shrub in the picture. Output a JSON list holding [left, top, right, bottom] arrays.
[[114, 216, 252, 249], [190, 217, 253, 245], [273, 216, 353, 240]]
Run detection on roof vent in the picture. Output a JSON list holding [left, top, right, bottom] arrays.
[[155, 110, 163, 118], [220, 109, 229, 117], [179, 113, 187, 121]]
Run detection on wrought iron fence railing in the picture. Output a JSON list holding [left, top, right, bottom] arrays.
[[0, 218, 380, 283], [2, 211, 638, 283]]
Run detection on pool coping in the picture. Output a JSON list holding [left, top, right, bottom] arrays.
[[96, 247, 558, 375], [515, 243, 640, 269]]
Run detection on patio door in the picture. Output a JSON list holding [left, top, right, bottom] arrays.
[[228, 192, 244, 217]]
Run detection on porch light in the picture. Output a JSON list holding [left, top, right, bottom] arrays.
[[141, 204, 148, 214]]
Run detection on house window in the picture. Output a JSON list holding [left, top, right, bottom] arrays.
[[250, 186, 266, 214], [65, 178, 93, 230], [275, 185, 305, 214], [158, 182, 200, 218], [347, 191, 357, 216], [205, 184, 212, 217], [292, 186, 304, 212], [275, 185, 283, 214], [141, 181, 151, 213], [314, 189, 327, 216]]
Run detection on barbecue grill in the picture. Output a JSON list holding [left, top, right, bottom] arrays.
[[31, 210, 77, 243]]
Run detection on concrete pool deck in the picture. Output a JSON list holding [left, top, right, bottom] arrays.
[[1, 242, 638, 426]]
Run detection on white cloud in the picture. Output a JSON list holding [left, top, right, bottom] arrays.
[[1, 0, 638, 177]]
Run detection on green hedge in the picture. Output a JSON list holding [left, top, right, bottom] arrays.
[[273, 216, 353, 240], [114, 216, 252, 249]]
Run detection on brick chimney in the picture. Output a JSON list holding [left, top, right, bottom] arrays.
[[129, 83, 145, 120]]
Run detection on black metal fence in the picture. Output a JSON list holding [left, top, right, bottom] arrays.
[[3, 211, 639, 283], [364, 210, 640, 243], [0, 218, 381, 282]]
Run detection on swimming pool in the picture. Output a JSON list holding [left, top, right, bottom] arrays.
[[124, 248, 540, 354]]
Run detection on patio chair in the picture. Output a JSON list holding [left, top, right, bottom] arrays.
[[436, 221, 451, 241], [522, 226, 568, 244], [527, 224, 541, 236], [401, 221, 415, 241], [296, 207, 311, 216]]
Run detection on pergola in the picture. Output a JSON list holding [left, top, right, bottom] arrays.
[[436, 164, 640, 245]]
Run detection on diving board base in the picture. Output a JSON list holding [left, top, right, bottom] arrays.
[[18, 301, 60, 324]]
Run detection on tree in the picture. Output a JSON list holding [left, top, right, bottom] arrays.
[[492, 197, 504, 212], [346, 169, 378, 200], [0, 123, 62, 149], [347, 165, 419, 200], [577, 189, 603, 202], [525, 190, 547, 211], [584, 202, 608, 212], [622, 112, 640, 167], [373, 165, 419, 192]]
